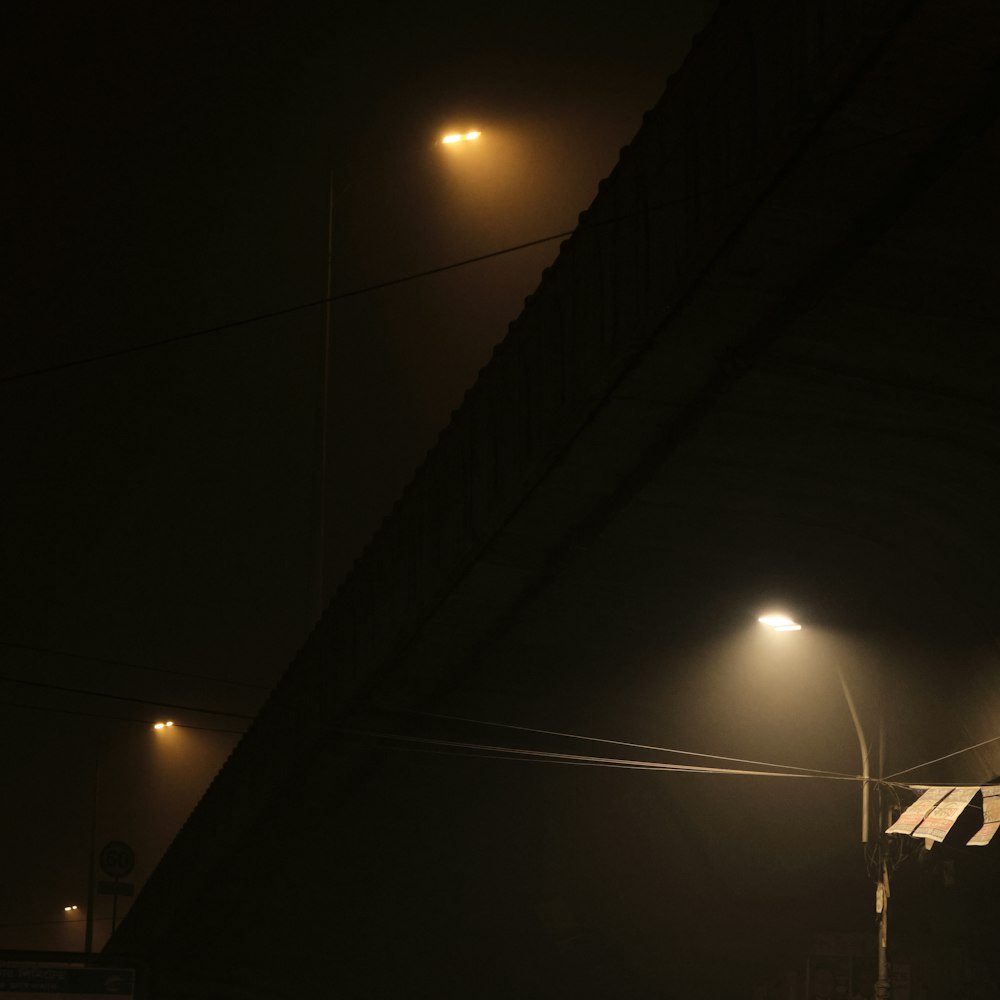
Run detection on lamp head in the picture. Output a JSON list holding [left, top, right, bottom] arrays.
[[758, 614, 802, 632], [441, 130, 482, 144]]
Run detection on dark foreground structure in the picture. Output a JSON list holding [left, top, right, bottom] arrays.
[[106, 1, 1000, 996]]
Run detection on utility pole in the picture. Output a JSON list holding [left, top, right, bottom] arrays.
[[759, 617, 892, 998], [875, 702, 890, 1000], [836, 664, 870, 845], [84, 747, 100, 955], [837, 659, 890, 998], [314, 169, 335, 627]]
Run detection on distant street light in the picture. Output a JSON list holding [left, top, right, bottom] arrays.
[[85, 722, 171, 952], [441, 130, 482, 144], [314, 126, 486, 623], [64, 905, 78, 912]]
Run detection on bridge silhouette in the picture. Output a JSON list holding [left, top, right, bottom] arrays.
[[106, 1, 1000, 995]]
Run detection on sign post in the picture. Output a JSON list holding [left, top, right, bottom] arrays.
[[98, 880, 135, 935], [97, 842, 135, 940]]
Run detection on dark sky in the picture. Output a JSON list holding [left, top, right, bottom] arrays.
[[4, 0, 717, 952]]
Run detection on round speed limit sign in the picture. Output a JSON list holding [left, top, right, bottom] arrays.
[[99, 841, 135, 878]]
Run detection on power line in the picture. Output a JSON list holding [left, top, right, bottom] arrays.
[[378, 743, 691, 773], [344, 729, 866, 782], [397, 709, 857, 779], [374, 740, 862, 779], [0, 673, 254, 719], [1, 232, 573, 386], [886, 732, 1000, 779], [0, 639, 271, 691], [0, 697, 246, 735], [358, 729, 977, 790], [1, 120, 937, 388]]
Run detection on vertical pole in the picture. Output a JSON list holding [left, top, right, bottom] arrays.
[[836, 662, 890, 993], [876, 860, 890, 999], [84, 748, 100, 955], [836, 664, 870, 843], [315, 169, 335, 625], [878, 709, 886, 793], [875, 706, 891, 999]]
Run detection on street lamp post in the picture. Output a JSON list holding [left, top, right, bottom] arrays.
[[314, 168, 336, 625], [758, 614, 890, 1000], [835, 661, 872, 846], [313, 128, 483, 623], [84, 748, 100, 955], [83, 720, 174, 953]]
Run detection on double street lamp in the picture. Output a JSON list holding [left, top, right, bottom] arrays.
[[314, 127, 484, 621], [440, 130, 482, 144], [83, 719, 177, 953]]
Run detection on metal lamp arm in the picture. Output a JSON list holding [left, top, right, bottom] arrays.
[[836, 663, 870, 844]]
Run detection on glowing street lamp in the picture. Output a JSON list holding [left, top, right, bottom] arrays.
[[757, 611, 890, 998], [758, 614, 802, 632], [64, 905, 78, 912], [757, 613, 870, 839], [315, 124, 485, 621], [86, 720, 173, 952], [440, 130, 482, 144]]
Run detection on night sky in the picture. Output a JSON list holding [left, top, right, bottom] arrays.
[[5, 0, 717, 952]]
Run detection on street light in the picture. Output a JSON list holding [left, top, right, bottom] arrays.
[[85, 719, 175, 952], [315, 127, 487, 622], [440, 130, 482, 144], [758, 614, 802, 632], [757, 613, 870, 841], [758, 613, 889, 1000]]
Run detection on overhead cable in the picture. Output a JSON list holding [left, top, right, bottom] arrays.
[[0, 697, 246, 735], [886, 732, 1000, 779], [345, 729, 866, 782], [0, 672, 254, 719], [0, 639, 271, 690], [1, 232, 572, 385], [395, 709, 857, 778], [0, 121, 937, 387]]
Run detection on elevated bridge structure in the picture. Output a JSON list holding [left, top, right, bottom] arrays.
[[107, 2, 1000, 995]]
